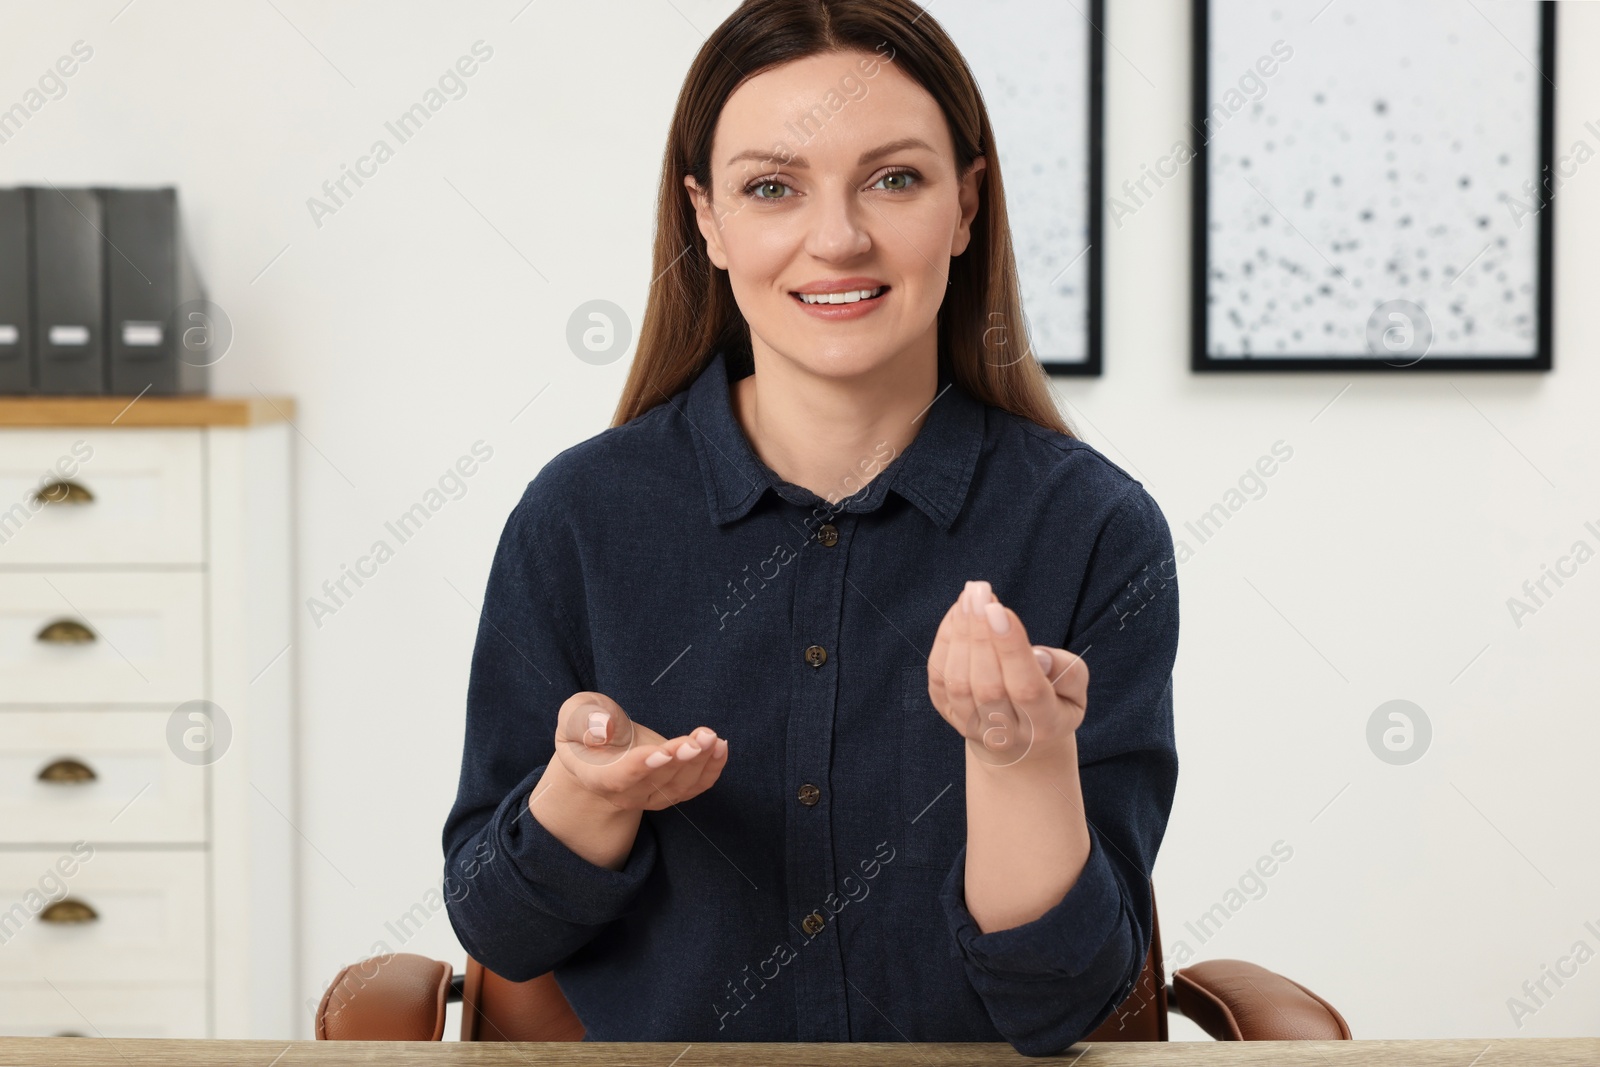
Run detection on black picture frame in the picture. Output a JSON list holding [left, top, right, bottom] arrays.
[[1035, 0, 1104, 377], [1190, 0, 1555, 372]]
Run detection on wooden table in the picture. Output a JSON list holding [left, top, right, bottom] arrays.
[[0, 1039, 1594, 1065]]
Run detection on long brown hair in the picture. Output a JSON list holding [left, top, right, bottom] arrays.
[[609, 0, 1074, 439]]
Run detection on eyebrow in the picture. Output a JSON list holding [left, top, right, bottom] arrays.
[[724, 136, 935, 170]]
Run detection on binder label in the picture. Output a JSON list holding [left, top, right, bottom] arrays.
[[122, 321, 164, 347], [47, 325, 90, 346]]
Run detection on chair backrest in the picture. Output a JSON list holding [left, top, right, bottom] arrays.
[[1084, 885, 1168, 1041], [460, 959, 583, 1042], [462, 885, 1168, 1042]]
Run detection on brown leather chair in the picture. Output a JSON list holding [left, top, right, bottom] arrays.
[[315, 887, 1351, 1043]]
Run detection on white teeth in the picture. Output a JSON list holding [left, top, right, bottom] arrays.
[[798, 286, 884, 305]]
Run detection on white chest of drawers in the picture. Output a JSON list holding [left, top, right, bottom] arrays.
[[0, 396, 296, 1039]]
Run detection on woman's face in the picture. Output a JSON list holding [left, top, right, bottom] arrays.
[[687, 49, 985, 382]]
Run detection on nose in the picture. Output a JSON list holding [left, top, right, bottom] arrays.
[[803, 181, 871, 262]]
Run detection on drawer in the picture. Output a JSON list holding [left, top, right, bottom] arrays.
[[0, 428, 203, 565], [0, 572, 205, 704], [0, 849, 207, 984], [0, 709, 206, 845], [0, 983, 208, 1038]]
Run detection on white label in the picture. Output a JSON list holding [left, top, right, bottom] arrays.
[[122, 321, 164, 347], [0, 324, 17, 345], [48, 325, 90, 346]]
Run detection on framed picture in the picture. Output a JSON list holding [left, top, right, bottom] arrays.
[[937, 0, 1104, 376], [1192, 0, 1555, 371]]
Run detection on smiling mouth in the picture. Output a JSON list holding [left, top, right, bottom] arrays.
[[791, 285, 889, 305]]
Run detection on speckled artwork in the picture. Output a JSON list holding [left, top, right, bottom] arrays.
[[1202, 0, 1550, 365], [934, 1, 1095, 369]]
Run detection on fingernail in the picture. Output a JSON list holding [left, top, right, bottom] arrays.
[[972, 581, 992, 609], [715, 738, 728, 757], [679, 742, 702, 759], [985, 601, 1009, 634], [645, 750, 671, 768], [1034, 647, 1053, 674], [587, 711, 608, 743]]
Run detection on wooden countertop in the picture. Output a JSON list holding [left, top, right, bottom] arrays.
[[0, 1038, 1594, 1065], [0, 395, 296, 427]]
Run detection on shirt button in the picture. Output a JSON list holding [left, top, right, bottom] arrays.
[[816, 523, 838, 547], [801, 911, 826, 935], [797, 783, 821, 806], [804, 644, 827, 668]]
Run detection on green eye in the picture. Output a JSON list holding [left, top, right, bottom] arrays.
[[874, 169, 918, 192], [748, 180, 788, 199]]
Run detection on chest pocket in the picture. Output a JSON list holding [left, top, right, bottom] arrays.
[[899, 664, 966, 870]]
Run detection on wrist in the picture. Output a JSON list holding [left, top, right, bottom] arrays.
[[966, 730, 1079, 781], [529, 756, 643, 873], [533, 757, 639, 825]]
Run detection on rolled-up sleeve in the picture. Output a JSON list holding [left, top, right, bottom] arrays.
[[939, 480, 1180, 1056], [442, 477, 660, 982]]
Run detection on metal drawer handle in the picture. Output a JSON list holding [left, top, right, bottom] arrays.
[[38, 758, 97, 784], [39, 898, 98, 924], [30, 479, 94, 506], [35, 619, 96, 645]]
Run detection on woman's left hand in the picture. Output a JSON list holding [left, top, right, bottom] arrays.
[[925, 579, 1087, 768]]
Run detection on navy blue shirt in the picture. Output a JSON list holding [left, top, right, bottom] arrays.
[[442, 349, 1179, 1056]]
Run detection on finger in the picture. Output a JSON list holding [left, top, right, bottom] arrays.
[[557, 692, 634, 753], [984, 600, 1056, 718], [650, 728, 722, 804], [683, 735, 731, 795], [965, 581, 1021, 754], [672, 725, 719, 763], [944, 582, 979, 732], [643, 726, 718, 770], [556, 696, 650, 778], [575, 737, 674, 798], [966, 581, 1008, 706], [925, 591, 963, 720], [642, 737, 686, 769], [1035, 644, 1090, 711]]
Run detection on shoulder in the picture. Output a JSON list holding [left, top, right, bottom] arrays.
[[986, 412, 1180, 647], [987, 407, 1170, 545], [508, 394, 689, 528]]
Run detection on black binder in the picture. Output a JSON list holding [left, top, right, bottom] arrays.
[[99, 186, 208, 395], [0, 188, 30, 393], [30, 186, 105, 395]]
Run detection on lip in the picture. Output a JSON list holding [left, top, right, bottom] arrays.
[[790, 283, 889, 321]]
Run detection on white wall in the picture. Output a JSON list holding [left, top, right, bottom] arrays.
[[3, 0, 1595, 1042]]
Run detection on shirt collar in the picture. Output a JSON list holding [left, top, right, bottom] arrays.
[[683, 349, 985, 532]]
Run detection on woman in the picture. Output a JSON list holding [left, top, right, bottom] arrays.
[[442, 0, 1178, 1055]]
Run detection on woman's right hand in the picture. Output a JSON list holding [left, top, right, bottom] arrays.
[[551, 691, 728, 812]]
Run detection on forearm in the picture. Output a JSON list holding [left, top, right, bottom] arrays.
[[528, 757, 643, 870], [942, 738, 1143, 1055], [963, 736, 1091, 934], [443, 760, 659, 981]]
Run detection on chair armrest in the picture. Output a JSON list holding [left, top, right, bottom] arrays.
[[1171, 959, 1351, 1040], [316, 952, 454, 1040]]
